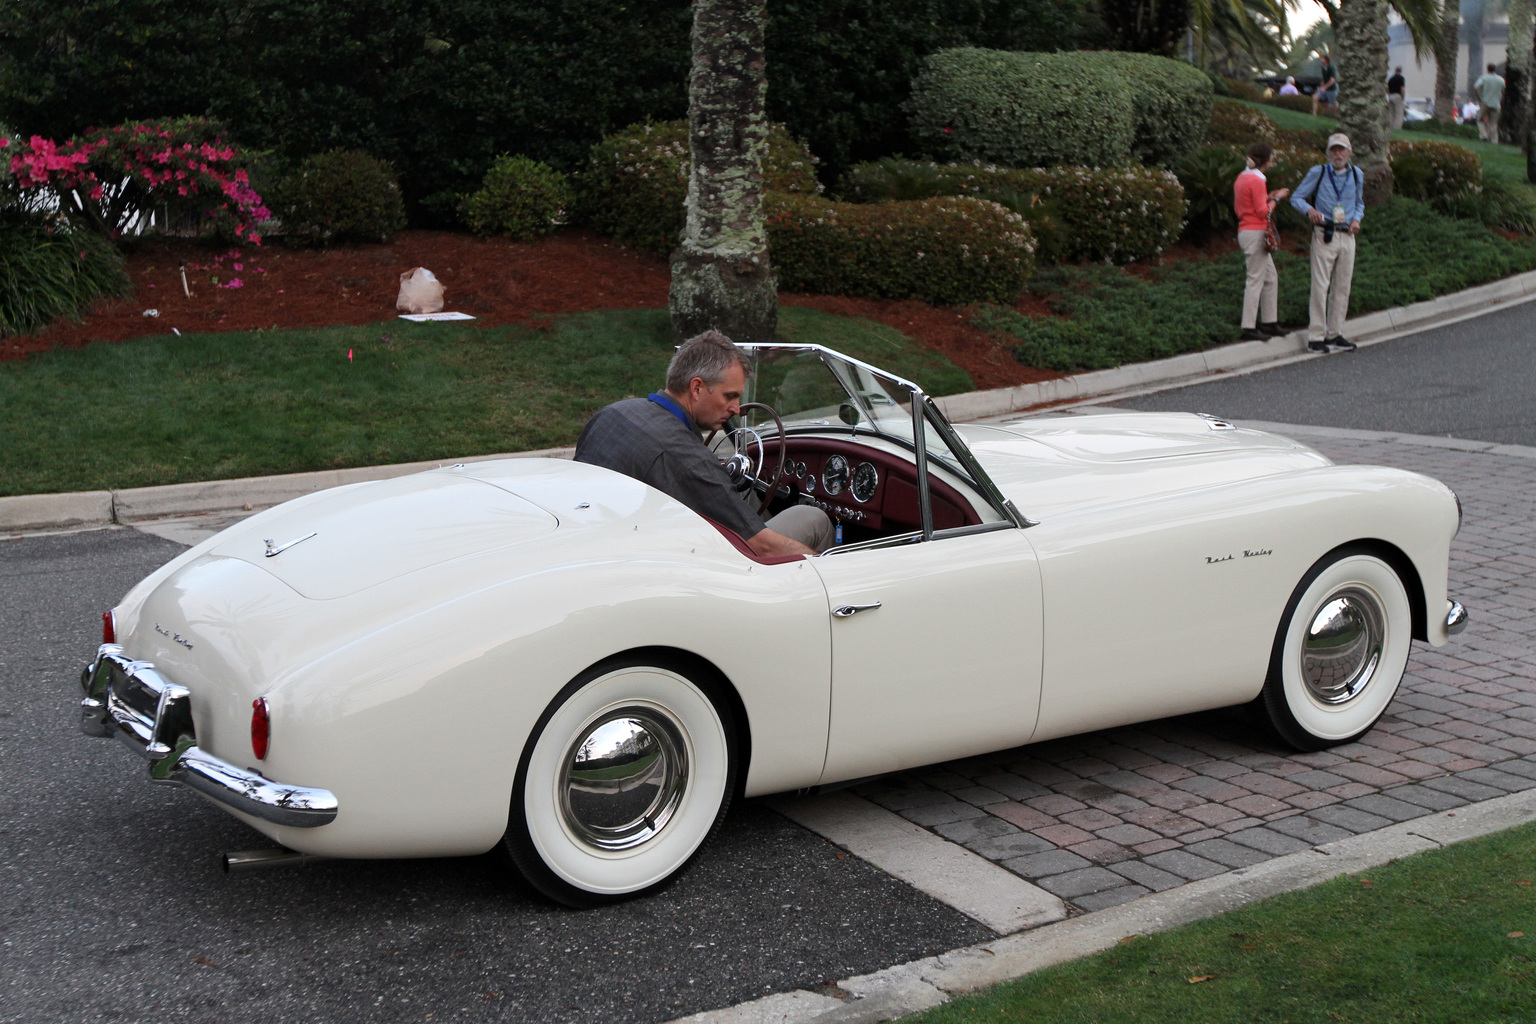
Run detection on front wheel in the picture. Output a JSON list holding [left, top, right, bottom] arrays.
[[1260, 549, 1413, 751], [503, 656, 737, 907]]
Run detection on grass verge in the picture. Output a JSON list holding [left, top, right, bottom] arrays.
[[908, 819, 1536, 1024], [980, 197, 1536, 373], [0, 305, 972, 497]]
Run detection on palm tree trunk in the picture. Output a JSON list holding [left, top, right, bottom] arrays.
[[1434, 0, 1461, 123], [668, 0, 778, 344], [1336, 0, 1393, 202]]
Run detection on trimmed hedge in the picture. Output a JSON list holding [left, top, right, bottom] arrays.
[[0, 208, 131, 335], [1070, 52, 1213, 167], [578, 118, 820, 255], [460, 155, 571, 240], [840, 159, 1185, 265], [765, 192, 1034, 305], [907, 48, 1137, 168], [907, 49, 1210, 170]]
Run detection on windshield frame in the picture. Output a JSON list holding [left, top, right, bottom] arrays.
[[736, 343, 1028, 536]]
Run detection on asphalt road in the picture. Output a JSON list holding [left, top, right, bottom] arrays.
[[0, 528, 989, 1024], [1115, 300, 1536, 445]]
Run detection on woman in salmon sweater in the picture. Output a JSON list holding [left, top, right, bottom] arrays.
[[1234, 142, 1289, 341]]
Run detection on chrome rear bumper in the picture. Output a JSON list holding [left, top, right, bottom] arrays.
[[1446, 600, 1469, 636], [79, 645, 337, 829]]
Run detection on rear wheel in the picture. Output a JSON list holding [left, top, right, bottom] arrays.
[[1260, 549, 1413, 751], [503, 656, 736, 907]]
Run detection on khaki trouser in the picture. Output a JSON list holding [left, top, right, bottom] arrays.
[[1386, 93, 1405, 132], [1479, 107, 1500, 144], [1238, 230, 1278, 328], [765, 504, 835, 552], [1308, 227, 1356, 341]]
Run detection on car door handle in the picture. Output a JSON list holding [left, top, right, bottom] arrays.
[[832, 602, 882, 618]]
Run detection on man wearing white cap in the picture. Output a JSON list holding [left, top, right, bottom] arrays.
[[1290, 134, 1364, 352]]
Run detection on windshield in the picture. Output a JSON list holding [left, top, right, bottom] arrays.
[[739, 344, 971, 485]]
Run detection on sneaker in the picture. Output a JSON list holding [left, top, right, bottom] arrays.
[[1259, 322, 1286, 337], [1239, 328, 1268, 341], [1307, 339, 1330, 353], [1327, 336, 1358, 352]]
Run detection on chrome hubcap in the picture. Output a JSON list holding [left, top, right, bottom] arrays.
[[559, 709, 688, 851], [1302, 587, 1385, 705]]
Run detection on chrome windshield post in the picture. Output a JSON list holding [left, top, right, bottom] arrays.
[[910, 387, 933, 541]]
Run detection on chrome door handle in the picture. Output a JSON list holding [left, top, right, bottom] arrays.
[[832, 602, 882, 618]]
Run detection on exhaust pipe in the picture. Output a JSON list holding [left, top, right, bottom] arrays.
[[221, 847, 331, 873]]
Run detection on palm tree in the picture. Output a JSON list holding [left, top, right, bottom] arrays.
[[1190, 0, 1294, 73]]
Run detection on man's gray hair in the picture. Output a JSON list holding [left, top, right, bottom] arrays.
[[666, 330, 753, 393]]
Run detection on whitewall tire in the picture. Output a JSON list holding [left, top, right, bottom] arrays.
[[503, 656, 737, 907], [1261, 549, 1413, 751]]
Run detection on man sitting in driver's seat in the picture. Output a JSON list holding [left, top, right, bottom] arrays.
[[574, 330, 834, 557]]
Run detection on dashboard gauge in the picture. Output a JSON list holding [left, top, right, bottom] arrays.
[[795, 460, 806, 479], [851, 461, 879, 503], [805, 474, 816, 493], [823, 455, 849, 496]]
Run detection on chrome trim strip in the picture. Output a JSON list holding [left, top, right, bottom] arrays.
[[1445, 600, 1469, 636], [75, 650, 338, 828], [911, 388, 934, 541], [832, 602, 882, 618]]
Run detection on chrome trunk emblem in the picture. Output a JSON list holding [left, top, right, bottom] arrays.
[[264, 532, 318, 558]]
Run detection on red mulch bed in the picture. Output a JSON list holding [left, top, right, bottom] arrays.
[[8, 228, 1064, 390]]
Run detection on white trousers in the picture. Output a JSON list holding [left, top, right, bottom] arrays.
[[1238, 230, 1277, 328], [1308, 228, 1356, 341], [1386, 93, 1405, 131], [1478, 108, 1500, 143]]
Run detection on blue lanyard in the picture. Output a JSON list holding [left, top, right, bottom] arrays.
[[648, 392, 694, 432], [1324, 166, 1351, 208]]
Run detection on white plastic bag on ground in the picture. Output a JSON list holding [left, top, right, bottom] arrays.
[[396, 267, 444, 314]]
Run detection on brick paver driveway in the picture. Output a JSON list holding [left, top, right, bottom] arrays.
[[848, 426, 1536, 913]]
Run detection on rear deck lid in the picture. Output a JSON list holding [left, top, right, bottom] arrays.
[[213, 472, 557, 599]]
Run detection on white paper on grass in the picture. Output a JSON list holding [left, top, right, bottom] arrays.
[[398, 311, 477, 321]]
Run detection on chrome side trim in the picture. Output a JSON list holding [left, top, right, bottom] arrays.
[[75, 648, 338, 828], [1445, 600, 1469, 636], [832, 602, 882, 618]]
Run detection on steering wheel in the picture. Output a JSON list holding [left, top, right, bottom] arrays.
[[705, 401, 788, 516]]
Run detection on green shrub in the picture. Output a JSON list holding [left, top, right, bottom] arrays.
[[1262, 94, 1319, 116], [1432, 174, 1536, 233], [0, 208, 130, 335], [1217, 76, 1267, 102], [459, 155, 571, 240], [840, 158, 1184, 265], [1388, 139, 1482, 201], [273, 149, 407, 245], [907, 48, 1136, 169], [1070, 52, 1213, 167], [1400, 118, 1479, 140], [577, 118, 820, 255], [1205, 99, 1279, 145], [766, 192, 1034, 305]]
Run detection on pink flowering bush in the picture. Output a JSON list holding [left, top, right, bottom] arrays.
[[2, 117, 269, 242]]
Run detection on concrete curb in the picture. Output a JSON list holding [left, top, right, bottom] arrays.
[[933, 268, 1536, 423], [671, 788, 1536, 1024], [0, 445, 576, 534]]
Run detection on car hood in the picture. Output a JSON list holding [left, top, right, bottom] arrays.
[[955, 411, 1332, 519]]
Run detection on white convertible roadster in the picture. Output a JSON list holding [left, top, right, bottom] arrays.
[[79, 344, 1467, 905]]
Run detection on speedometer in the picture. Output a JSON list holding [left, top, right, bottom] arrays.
[[851, 461, 879, 503], [822, 455, 849, 496]]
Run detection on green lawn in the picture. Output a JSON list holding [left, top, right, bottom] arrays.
[[0, 305, 972, 497], [908, 820, 1536, 1024]]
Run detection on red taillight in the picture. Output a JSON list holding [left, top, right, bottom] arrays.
[[102, 611, 115, 644], [251, 698, 270, 760]]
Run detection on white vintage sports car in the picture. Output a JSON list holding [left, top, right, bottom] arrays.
[[78, 344, 1467, 906]]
